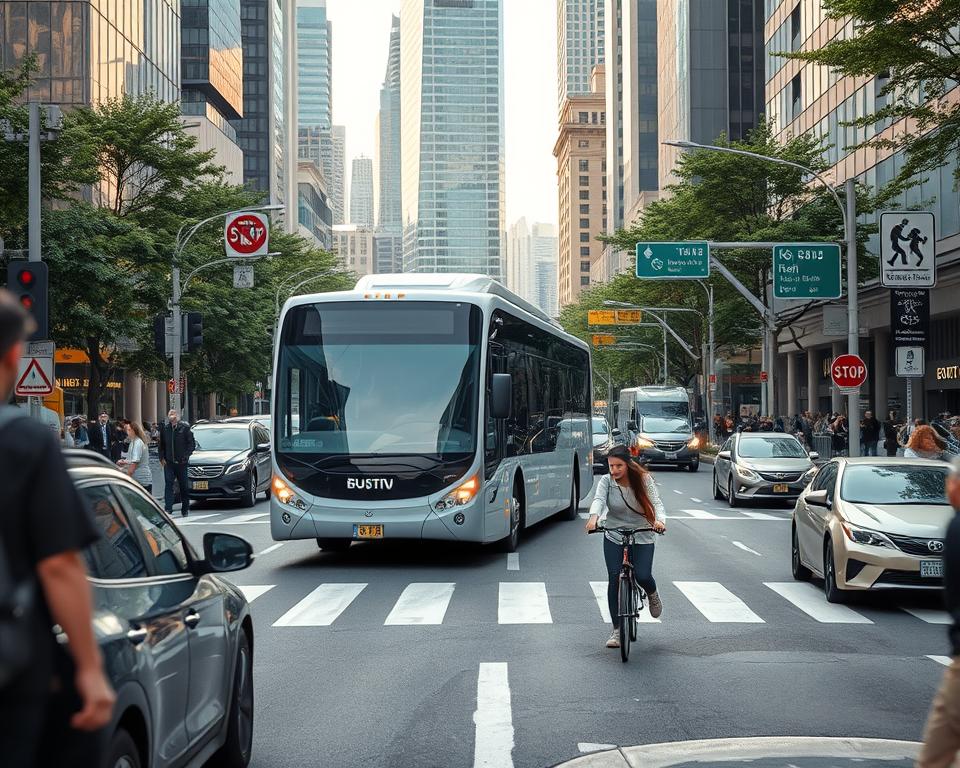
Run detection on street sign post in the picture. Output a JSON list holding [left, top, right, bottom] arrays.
[[233, 264, 255, 288], [635, 241, 710, 280], [224, 212, 270, 258], [772, 243, 842, 299], [880, 211, 936, 287], [588, 309, 642, 325], [890, 288, 929, 347], [592, 334, 616, 346], [831, 353, 868, 393], [15, 340, 54, 396], [895, 346, 924, 378]]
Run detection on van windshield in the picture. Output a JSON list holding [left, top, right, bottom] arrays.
[[636, 401, 688, 419]]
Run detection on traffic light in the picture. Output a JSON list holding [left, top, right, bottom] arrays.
[[6, 260, 48, 340], [185, 312, 203, 352], [153, 315, 166, 355]]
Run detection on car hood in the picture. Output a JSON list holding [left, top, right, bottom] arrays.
[[841, 501, 953, 538], [739, 457, 812, 472], [641, 430, 692, 441], [189, 449, 249, 465]]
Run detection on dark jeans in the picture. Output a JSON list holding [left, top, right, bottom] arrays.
[[164, 460, 190, 513], [862, 440, 879, 456], [603, 536, 657, 628]]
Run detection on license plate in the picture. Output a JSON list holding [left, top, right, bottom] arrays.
[[192, 480, 209, 491], [921, 560, 944, 578], [353, 524, 383, 539], [773, 484, 789, 493], [665, 452, 678, 460]]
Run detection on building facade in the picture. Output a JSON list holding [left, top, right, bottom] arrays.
[[374, 232, 403, 274], [296, 0, 332, 131], [349, 156, 374, 227], [557, 0, 604, 114], [377, 14, 402, 235], [330, 124, 346, 224], [400, 0, 505, 278], [506, 217, 534, 302], [333, 224, 376, 276], [297, 160, 333, 250], [554, 65, 606, 307]]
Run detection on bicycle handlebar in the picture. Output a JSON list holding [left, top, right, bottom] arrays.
[[587, 524, 664, 535]]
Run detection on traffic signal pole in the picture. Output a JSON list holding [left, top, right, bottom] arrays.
[[28, 102, 40, 264], [171, 264, 182, 415]]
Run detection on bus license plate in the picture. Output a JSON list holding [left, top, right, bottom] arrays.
[[192, 480, 209, 491], [773, 484, 789, 493], [921, 560, 944, 578], [354, 524, 383, 539]]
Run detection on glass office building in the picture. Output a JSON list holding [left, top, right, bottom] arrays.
[[296, 0, 332, 131], [400, 0, 505, 279], [376, 14, 401, 234]]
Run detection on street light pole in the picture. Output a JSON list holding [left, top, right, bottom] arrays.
[[28, 102, 40, 263]]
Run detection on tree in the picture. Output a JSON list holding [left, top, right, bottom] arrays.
[[787, 0, 960, 188]]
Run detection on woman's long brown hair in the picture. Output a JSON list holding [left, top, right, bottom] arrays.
[[609, 448, 656, 525]]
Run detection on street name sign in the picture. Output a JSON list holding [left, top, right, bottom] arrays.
[[636, 241, 710, 280], [225, 211, 269, 257], [831, 353, 868, 393], [772, 243, 842, 299], [587, 310, 616, 325], [16, 340, 54, 396], [592, 334, 616, 346], [615, 309, 642, 324], [822, 305, 847, 337], [895, 346, 924, 378], [880, 211, 936, 287]]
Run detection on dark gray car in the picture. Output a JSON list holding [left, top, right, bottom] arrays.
[[65, 450, 255, 768], [633, 415, 701, 471], [189, 422, 272, 508]]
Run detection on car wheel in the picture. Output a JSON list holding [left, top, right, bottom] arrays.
[[791, 525, 811, 581], [501, 486, 522, 552], [727, 477, 739, 508], [823, 539, 846, 603], [687, 460, 699, 472], [561, 470, 579, 521], [210, 631, 254, 768], [316, 538, 352, 552], [107, 727, 142, 768], [713, 470, 723, 500], [240, 471, 257, 508]]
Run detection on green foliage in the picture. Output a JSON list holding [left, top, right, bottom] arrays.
[[786, 0, 960, 189]]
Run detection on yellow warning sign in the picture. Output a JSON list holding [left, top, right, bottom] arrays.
[[587, 310, 616, 325], [615, 309, 642, 324], [592, 334, 616, 346]]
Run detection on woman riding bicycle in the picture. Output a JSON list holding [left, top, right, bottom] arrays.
[[585, 445, 666, 648]]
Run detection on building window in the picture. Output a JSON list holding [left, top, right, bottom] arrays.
[[790, 4, 802, 50], [579, 175, 589, 186], [581, 261, 591, 272], [579, 159, 589, 172], [580, 232, 590, 242], [579, 217, 590, 228], [580, 246, 591, 256], [579, 204, 590, 214], [579, 190, 590, 200], [791, 74, 802, 117], [578, 139, 589, 148], [578, 111, 589, 123], [581, 276, 590, 286]]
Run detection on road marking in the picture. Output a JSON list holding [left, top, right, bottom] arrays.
[[258, 543, 284, 556], [672, 489, 683, 495], [764, 582, 873, 624], [173, 513, 219, 522], [690, 497, 703, 503], [680, 509, 719, 519], [904, 607, 952, 624], [928, 655, 952, 667], [589, 581, 660, 625], [732, 541, 762, 556], [384, 583, 455, 625], [237, 585, 275, 602], [578, 743, 617, 754], [506, 553, 519, 571], [222, 512, 270, 524], [272, 583, 366, 627], [674, 581, 764, 623], [498, 582, 552, 624], [473, 663, 514, 768], [741, 511, 784, 520]]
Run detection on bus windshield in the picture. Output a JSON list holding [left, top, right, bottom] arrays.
[[275, 301, 482, 458]]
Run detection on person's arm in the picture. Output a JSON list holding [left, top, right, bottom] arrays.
[[585, 475, 609, 531], [185, 425, 196, 454], [157, 427, 166, 464], [35, 551, 115, 729], [644, 474, 667, 531]]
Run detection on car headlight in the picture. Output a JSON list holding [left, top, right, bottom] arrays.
[[687, 436, 701, 450], [636, 437, 654, 449], [735, 465, 760, 481], [841, 522, 895, 549], [272, 475, 307, 510], [225, 458, 251, 475], [435, 474, 480, 511]]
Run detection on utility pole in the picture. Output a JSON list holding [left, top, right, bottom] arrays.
[[845, 177, 860, 457], [28, 102, 40, 263]]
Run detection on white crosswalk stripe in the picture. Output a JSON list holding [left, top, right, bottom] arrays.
[[273, 583, 367, 627], [237, 585, 275, 603], [904, 607, 951, 624], [680, 509, 720, 519], [928, 655, 952, 667], [589, 581, 659, 624], [673, 581, 764, 623], [741, 511, 785, 521], [764, 582, 872, 624], [384, 583, 456, 625], [498, 582, 552, 624]]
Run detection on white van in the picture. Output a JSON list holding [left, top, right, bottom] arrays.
[[617, 386, 700, 471]]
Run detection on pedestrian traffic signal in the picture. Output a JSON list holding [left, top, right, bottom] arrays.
[[185, 312, 203, 352], [153, 315, 166, 355], [6, 260, 48, 340]]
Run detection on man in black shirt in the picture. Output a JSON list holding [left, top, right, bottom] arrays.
[[159, 407, 197, 516], [860, 411, 881, 456], [88, 410, 116, 459], [0, 291, 115, 767]]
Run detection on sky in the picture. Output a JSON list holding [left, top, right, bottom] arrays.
[[325, 0, 558, 227]]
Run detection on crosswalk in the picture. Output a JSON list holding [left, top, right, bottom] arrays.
[[234, 578, 950, 630]]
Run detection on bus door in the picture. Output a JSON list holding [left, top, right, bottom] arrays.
[[484, 346, 508, 536]]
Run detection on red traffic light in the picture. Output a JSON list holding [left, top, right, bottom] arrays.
[[17, 269, 34, 287], [19, 295, 34, 310]]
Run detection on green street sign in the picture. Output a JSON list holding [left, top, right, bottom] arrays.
[[773, 243, 842, 300], [635, 242, 710, 280]]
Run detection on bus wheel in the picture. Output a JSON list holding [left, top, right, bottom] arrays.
[[561, 467, 579, 521], [502, 485, 522, 552]]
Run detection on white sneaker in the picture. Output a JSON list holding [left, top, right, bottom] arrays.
[[605, 630, 620, 648], [649, 591, 662, 619]]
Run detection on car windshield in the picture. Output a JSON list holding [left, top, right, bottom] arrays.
[[591, 418, 608, 434], [637, 401, 688, 419], [192, 427, 250, 452], [840, 465, 950, 505], [737, 436, 806, 458], [641, 416, 689, 433]]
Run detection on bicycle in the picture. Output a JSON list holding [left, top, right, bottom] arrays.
[[588, 524, 664, 662]]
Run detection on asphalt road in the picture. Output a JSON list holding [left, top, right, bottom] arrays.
[[177, 465, 949, 768]]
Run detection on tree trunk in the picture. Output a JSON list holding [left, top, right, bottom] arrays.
[[85, 337, 108, 421]]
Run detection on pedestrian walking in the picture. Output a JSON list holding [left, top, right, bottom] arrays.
[[861, 411, 881, 457], [883, 411, 900, 457], [88, 411, 116, 460], [159, 408, 196, 517], [918, 457, 960, 767], [70, 417, 89, 449], [0, 290, 115, 768], [118, 421, 153, 494], [905, 425, 948, 461]]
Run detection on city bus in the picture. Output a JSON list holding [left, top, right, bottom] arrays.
[[269, 273, 593, 551]]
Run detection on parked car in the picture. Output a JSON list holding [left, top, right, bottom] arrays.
[[713, 433, 817, 507], [189, 421, 273, 507], [591, 416, 625, 472], [792, 457, 951, 602], [223, 414, 272, 432], [631, 414, 701, 472], [63, 449, 255, 768]]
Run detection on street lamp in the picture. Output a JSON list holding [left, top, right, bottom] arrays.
[[663, 139, 860, 456], [274, 266, 336, 316]]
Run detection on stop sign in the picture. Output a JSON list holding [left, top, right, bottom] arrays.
[[224, 212, 269, 257], [831, 353, 868, 390]]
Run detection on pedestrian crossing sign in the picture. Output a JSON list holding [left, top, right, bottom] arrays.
[[880, 211, 936, 288], [15, 341, 54, 396]]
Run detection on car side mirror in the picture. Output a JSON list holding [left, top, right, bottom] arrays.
[[200, 532, 253, 574], [627, 421, 637, 431], [491, 373, 512, 419], [806, 489, 830, 508], [808, 451, 819, 461], [611, 428, 621, 437], [256, 442, 271, 453], [717, 450, 731, 460]]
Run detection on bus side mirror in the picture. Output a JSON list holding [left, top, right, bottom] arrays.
[[491, 374, 512, 419]]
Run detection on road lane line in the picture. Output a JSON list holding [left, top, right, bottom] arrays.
[[222, 512, 270, 524], [258, 543, 284, 556], [498, 582, 552, 624], [384, 583, 455, 625], [928, 655, 952, 667], [578, 743, 617, 754], [672, 489, 683, 495], [764, 582, 873, 623], [272, 583, 366, 626], [690, 497, 703, 503], [237, 585, 275, 602], [904, 607, 951, 624], [674, 581, 764, 623], [681, 509, 719, 519], [732, 541, 762, 556], [173, 513, 219, 522], [741, 511, 784, 520], [473, 663, 514, 768], [506, 553, 519, 571]]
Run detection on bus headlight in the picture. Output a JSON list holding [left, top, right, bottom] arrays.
[[435, 474, 479, 511], [272, 475, 307, 511]]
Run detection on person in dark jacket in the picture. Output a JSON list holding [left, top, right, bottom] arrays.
[[860, 411, 881, 456], [87, 412, 116, 460], [158, 409, 196, 517], [919, 457, 960, 766], [882, 411, 900, 457]]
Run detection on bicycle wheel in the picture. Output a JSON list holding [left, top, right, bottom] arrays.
[[618, 576, 632, 662], [630, 587, 639, 642]]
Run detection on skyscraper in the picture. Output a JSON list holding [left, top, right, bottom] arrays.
[[350, 156, 374, 227], [377, 14, 402, 234], [297, 0, 333, 131], [400, 0, 505, 279], [557, 0, 605, 112], [507, 219, 558, 315], [331, 125, 347, 224]]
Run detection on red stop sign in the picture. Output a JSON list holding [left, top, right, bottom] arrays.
[[831, 353, 868, 390], [225, 213, 268, 256]]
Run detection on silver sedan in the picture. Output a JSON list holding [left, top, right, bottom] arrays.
[[713, 433, 818, 507]]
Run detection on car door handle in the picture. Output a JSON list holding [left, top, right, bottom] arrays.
[[184, 610, 201, 629], [126, 627, 148, 646]]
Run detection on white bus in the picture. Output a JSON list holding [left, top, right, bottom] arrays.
[[269, 273, 593, 552]]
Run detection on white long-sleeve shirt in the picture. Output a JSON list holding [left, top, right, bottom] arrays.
[[589, 473, 665, 545]]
